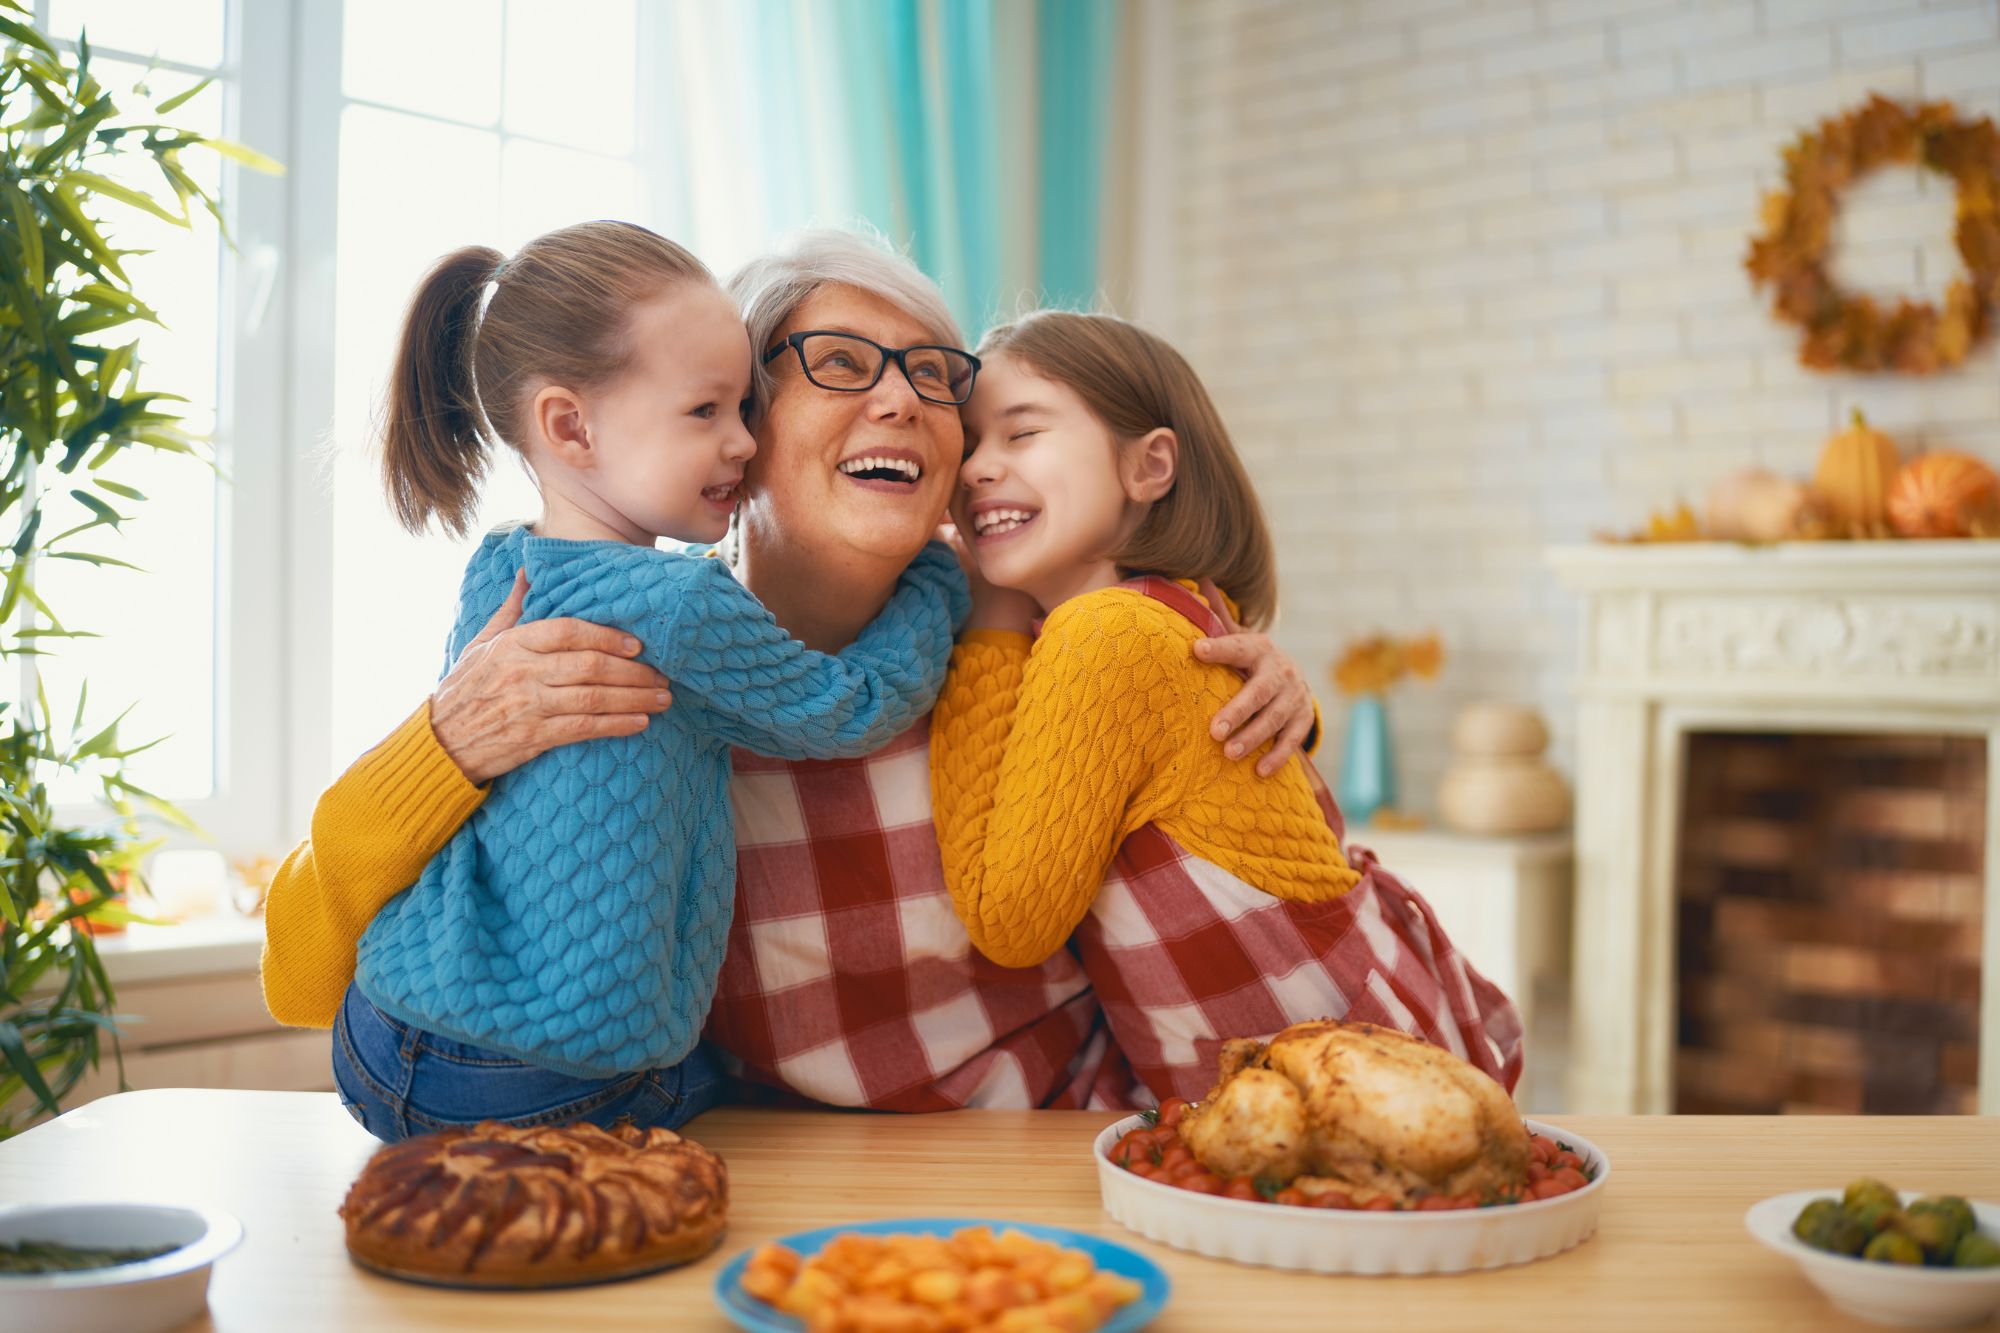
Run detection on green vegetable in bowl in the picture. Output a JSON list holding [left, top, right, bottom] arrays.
[[1908, 1197, 1976, 1249], [1954, 1233, 2000, 1269], [1792, 1198, 1839, 1241], [1850, 1200, 1901, 1236], [1801, 1207, 1871, 1257], [1894, 1207, 1961, 1261], [1863, 1232, 1925, 1266], [1843, 1178, 1900, 1216], [0, 1240, 176, 1274]]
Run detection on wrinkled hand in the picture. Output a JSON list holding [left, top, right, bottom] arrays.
[[430, 569, 673, 786], [938, 521, 1038, 634], [1190, 583, 1317, 777]]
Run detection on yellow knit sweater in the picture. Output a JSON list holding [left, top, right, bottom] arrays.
[[259, 703, 488, 1029], [930, 585, 1359, 970]]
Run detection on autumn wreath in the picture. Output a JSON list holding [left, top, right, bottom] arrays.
[[1745, 94, 2000, 375]]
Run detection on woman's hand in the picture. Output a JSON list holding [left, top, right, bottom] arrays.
[[1190, 583, 1317, 777], [430, 570, 674, 785], [939, 522, 1038, 634]]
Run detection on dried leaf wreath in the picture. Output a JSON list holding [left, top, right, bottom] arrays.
[[1745, 95, 2000, 375]]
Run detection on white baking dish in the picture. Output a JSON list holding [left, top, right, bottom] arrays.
[[1092, 1114, 1607, 1275]]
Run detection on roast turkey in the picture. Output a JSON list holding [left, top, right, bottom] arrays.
[[1179, 1020, 1529, 1205]]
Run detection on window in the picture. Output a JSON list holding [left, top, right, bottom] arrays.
[[30, 2, 229, 805], [323, 0, 640, 778]]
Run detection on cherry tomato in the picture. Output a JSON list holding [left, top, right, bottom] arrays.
[[1223, 1175, 1262, 1202], [1273, 1187, 1310, 1208], [1159, 1144, 1195, 1174], [1178, 1171, 1224, 1195], [1530, 1136, 1556, 1165], [1157, 1097, 1190, 1129], [1362, 1196, 1396, 1211], [1550, 1167, 1589, 1193], [1311, 1191, 1355, 1210], [1416, 1196, 1459, 1211], [1530, 1178, 1570, 1201], [1527, 1161, 1549, 1183]]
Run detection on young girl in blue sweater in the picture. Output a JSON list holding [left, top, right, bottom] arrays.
[[330, 222, 968, 1142]]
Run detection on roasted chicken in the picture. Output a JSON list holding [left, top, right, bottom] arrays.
[[1180, 1020, 1529, 1206]]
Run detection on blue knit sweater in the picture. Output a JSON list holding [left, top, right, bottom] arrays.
[[353, 527, 968, 1078]]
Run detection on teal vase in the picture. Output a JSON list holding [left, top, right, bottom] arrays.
[[1338, 694, 1396, 827]]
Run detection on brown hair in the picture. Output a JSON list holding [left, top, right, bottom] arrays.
[[380, 220, 713, 536], [977, 311, 1279, 629]]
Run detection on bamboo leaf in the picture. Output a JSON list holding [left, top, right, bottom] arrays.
[[0, 1020, 59, 1116], [0, 12, 56, 57], [67, 489, 121, 529], [60, 170, 186, 226], [152, 76, 211, 116], [188, 136, 284, 175]]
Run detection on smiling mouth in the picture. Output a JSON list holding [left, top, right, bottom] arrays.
[[837, 456, 923, 486], [971, 507, 1039, 540], [701, 483, 740, 506]]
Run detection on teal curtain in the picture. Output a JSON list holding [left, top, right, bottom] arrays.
[[735, 0, 1123, 340]]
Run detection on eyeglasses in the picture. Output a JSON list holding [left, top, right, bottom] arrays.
[[763, 330, 981, 406]]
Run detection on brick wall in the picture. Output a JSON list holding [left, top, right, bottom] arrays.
[[1141, 0, 2000, 808]]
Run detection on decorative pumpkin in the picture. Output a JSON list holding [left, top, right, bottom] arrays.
[[1886, 451, 2000, 538], [1437, 702, 1570, 836], [1811, 409, 1901, 536], [1704, 468, 1815, 544]]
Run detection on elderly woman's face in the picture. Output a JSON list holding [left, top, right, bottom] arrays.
[[746, 284, 964, 564]]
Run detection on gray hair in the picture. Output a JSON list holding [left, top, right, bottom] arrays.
[[728, 228, 964, 415]]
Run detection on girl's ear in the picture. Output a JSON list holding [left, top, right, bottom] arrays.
[[530, 384, 593, 467], [1121, 426, 1178, 504]]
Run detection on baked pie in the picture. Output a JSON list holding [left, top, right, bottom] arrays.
[[340, 1120, 728, 1288]]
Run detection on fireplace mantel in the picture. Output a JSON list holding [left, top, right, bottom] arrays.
[[1547, 542, 2000, 1114]]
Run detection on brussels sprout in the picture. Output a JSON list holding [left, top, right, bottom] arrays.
[[1851, 1200, 1902, 1236], [1863, 1232, 1925, 1265], [1804, 1209, 1871, 1257], [1895, 1207, 1961, 1260], [1793, 1198, 1840, 1242], [1909, 1197, 1976, 1247], [1953, 1233, 2000, 1269], [1842, 1178, 1900, 1215]]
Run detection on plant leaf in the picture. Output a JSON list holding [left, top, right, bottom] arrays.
[[0, 1020, 60, 1116]]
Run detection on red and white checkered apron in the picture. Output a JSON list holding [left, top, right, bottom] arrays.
[[1069, 577, 1526, 1104], [704, 723, 1133, 1111]]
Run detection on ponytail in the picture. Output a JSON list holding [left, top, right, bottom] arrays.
[[381, 245, 503, 538]]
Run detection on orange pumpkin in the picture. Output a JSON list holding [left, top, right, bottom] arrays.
[[1812, 409, 1901, 536], [1886, 451, 2000, 538]]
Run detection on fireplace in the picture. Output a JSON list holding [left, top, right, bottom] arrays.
[[1674, 730, 1984, 1115], [1547, 543, 2000, 1115]]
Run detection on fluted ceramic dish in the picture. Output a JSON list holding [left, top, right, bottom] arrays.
[[1093, 1114, 1607, 1275], [1746, 1190, 2000, 1327], [0, 1202, 243, 1333]]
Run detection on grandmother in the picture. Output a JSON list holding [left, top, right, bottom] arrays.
[[263, 230, 1500, 1121]]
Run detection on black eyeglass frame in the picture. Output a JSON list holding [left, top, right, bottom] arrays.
[[762, 330, 983, 406]]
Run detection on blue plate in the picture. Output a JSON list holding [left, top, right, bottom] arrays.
[[713, 1217, 1171, 1332]]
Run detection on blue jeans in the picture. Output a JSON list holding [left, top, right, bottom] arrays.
[[330, 982, 726, 1144]]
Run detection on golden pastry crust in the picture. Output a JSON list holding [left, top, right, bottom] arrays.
[[340, 1120, 728, 1288]]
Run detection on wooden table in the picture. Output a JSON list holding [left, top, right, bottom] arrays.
[[3, 1090, 1995, 1331]]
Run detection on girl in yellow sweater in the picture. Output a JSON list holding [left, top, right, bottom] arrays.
[[930, 311, 1363, 972]]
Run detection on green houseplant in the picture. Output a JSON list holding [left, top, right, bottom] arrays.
[[0, 1, 274, 1136]]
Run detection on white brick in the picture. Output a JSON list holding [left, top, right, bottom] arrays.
[[1924, 42, 2000, 97], [1616, 175, 1759, 226], [1616, 266, 1753, 312], [1616, 4, 1758, 61], [1684, 125, 1791, 174], [1558, 230, 1686, 276], [1412, 164, 1537, 213], [1545, 141, 1679, 191], [1686, 31, 1835, 89], [1759, 65, 1922, 125], [1412, 248, 1543, 292], [1416, 5, 1537, 55], [1481, 28, 1611, 81], [1483, 118, 1608, 162], [1352, 136, 1475, 183], [1481, 364, 1608, 407], [1547, 315, 1682, 359], [1612, 356, 1757, 398], [1542, 58, 1680, 111], [1477, 195, 1612, 245], [1544, 0, 1678, 25], [1766, 0, 1919, 29], [1840, 4, 1998, 62], [1418, 83, 1537, 132], [1616, 87, 1757, 136], [1481, 282, 1609, 326], [1681, 391, 1837, 436]]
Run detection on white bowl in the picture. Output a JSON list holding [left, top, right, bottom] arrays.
[[1746, 1190, 2000, 1328], [0, 1202, 244, 1333], [1092, 1114, 1606, 1274]]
